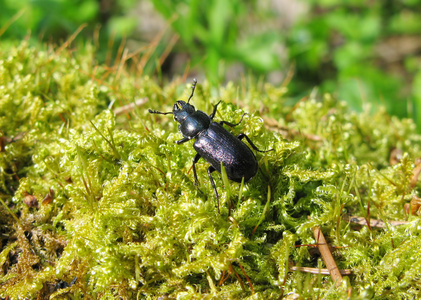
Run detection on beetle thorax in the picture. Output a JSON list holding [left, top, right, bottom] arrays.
[[179, 110, 210, 138]]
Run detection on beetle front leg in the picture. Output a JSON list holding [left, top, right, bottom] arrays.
[[237, 133, 273, 153], [209, 101, 222, 120], [207, 166, 220, 213]]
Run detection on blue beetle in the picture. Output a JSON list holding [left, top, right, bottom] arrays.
[[149, 79, 272, 212]]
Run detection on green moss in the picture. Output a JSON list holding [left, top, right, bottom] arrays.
[[1, 41, 421, 299]]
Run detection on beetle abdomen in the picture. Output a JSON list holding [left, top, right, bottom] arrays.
[[193, 122, 258, 183]]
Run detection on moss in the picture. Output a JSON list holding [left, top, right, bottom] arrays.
[[1, 41, 421, 299]]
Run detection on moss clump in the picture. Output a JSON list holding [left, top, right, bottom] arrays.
[[1, 41, 421, 299]]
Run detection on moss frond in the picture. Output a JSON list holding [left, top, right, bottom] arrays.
[[1, 41, 421, 299]]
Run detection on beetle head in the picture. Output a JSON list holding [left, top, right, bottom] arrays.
[[173, 100, 195, 123]]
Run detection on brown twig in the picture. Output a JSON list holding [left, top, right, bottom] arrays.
[[262, 116, 323, 142], [0, 9, 25, 37], [55, 24, 87, 55], [237, 262, 255, 294], [313, 226, 343, 287], [289, 265, 351, 275], [113, 98, 149, 116], [410, 158, 421, 188]]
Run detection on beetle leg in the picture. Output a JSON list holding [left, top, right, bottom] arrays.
[[207, 166, 220, 213], [192, 153, 201, 186], [209, 101, 222, 120], [237, 133, 273, 153], [191, 154, 205, 196], [175, 137, 191, 144], [220, 113, 248, 127]]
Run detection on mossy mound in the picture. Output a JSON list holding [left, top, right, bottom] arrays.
[[1, 42, 421, 299]]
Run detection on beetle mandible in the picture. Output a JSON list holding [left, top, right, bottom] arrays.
[[148, 79, 272, 212]]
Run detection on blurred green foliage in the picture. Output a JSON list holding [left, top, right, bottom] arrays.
[[287, 1, 421, 130], [0, 0, 137, 60], [149, 0, 282, 84]]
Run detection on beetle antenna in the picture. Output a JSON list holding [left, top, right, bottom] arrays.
[[148, 109, 172, 115], [187, 78, 197, 103]]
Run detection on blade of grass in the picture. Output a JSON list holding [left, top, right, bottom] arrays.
[[252, 185, 271, 235]]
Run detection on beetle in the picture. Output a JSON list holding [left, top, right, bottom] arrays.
[[148, 79, 272, 212]]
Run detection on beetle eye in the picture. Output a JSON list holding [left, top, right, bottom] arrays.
[[175, 101, 186, 110]]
